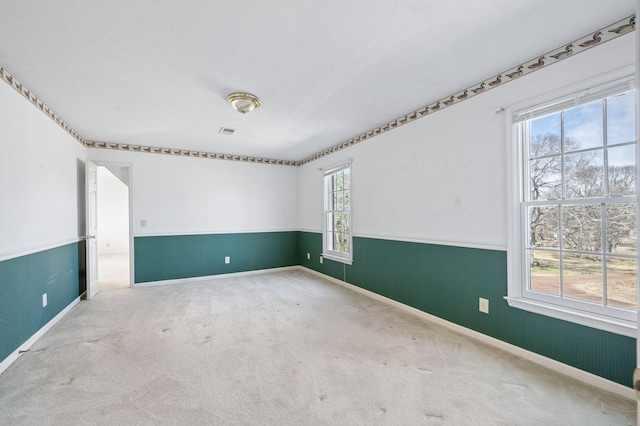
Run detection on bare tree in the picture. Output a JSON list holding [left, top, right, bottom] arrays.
[[529, 133, 636, 254]]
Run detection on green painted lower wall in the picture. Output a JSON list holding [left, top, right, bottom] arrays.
[[298, 231, 636, 388], [134, 231, 298, 283], [0, 243, 80, 362], [3, 232, 634, 388]]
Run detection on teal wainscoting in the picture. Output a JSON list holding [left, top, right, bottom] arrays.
[[297, 231, 635, 388], [134, 231, 298, 283], [0, 243, 80, 362]]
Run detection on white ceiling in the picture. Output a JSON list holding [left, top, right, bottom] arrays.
[[0, 1, 636, 162]]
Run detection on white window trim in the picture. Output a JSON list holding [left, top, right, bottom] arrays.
[[505, 74, 637, 338], [322, 161, 353, 265]]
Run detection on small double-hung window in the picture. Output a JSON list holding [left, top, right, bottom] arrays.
[[507, 77, 637, 337], [323, 162, 352, 264]]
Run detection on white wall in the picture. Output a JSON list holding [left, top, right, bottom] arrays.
[[0, 81, 86, 259], [88, 149, 299, 236], [298, 34, 636, 250], [97, 167, 129, 254]]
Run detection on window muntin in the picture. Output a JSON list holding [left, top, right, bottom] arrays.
[[512, 83, 637, 332], [323, 163, 352, 263]]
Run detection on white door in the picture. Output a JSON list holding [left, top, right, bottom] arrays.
[[86, 160, 99, 299]]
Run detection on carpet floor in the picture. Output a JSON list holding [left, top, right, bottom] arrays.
[[97, 252, 130, 292], [0, 269, 636, 425]]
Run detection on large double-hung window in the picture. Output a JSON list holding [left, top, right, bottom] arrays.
[[507, 77, 637, 336], [323, 162, 352, 264]]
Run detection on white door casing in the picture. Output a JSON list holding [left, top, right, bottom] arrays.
[[86, 160, 99, 299]]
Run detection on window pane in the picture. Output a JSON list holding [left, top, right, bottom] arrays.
[[343, 169, 350, 189], [529, 156, 561, 200], [530, 114, 561, 156], [335, 171, 344, 191], [564, 150, 604, 198], [342, 234, 350, 253], [344, 189, 350, 210], [607, 91, 637, 146], [606, 256, 637, 311], [342, 212, 350, 233], [333, 213, 341, 233], [333, 212, 348, 233], [562, 205, 602, 252], [335, 232, 349, 254], [606, 203, 637, 256], [564, 100, 603, 151], [334, 191, 343, 211], [529, 250, 560, 296], [607, 144, 636, 196], [563, 253, 603, 304], [529, 206, 558, 248]]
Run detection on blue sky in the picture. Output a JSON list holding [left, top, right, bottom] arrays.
[[530, 90, 636, 168]]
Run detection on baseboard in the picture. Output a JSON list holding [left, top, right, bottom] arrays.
[[0, 296, 81, 376], [298, 266, 635, 400], [134, 266, 300, 287]]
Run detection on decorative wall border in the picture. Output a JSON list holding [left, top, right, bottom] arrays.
[[1, 15, 635, 167], [0, 66, 86, 145], [0, 66, 298, 166], [297, 15, 636, 165], [83, 140, 299, 166]]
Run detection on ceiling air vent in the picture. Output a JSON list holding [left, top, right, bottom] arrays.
[[219, 127, 236, 135]]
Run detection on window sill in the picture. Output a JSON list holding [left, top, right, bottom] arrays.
[[504, 296, 636, 338], [321, 253, 353, 265]]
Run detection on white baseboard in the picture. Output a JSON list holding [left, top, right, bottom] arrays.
[[0, 297, 81, 376], [298, 266, 635, 400], [134, 266, 300, 287]]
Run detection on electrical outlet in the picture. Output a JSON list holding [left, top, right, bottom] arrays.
[[307, 252, 310, 260], [225, 256, 230, 264], [140, 219, 147, 228], [479, 297, 489, 314], [42, 293, 47, 308], [320, 256, 323, 264]]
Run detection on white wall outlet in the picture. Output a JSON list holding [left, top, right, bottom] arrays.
[[140, 219, 147, 228], [225, 256, 230, 264], [479, 297, 489, 314], [42, 293, 47, 307], [307, 252, 310, 260], [320, 256, 323, 264]]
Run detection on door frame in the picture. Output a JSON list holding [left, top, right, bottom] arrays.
[[85, 160, 98, 299], [87, 160, 134, 294]]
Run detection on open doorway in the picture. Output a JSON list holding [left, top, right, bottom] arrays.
[[97, 165, 131, 291]]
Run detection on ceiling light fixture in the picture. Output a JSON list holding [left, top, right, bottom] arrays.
[[226, 92, 261, 114]]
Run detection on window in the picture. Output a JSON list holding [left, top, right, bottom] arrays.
[[507, 78, 637, 337], [323, 162, 352, 264]]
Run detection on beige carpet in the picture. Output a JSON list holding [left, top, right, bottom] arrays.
[[98, 252, 130, 291], [0, 270, 635, 425]]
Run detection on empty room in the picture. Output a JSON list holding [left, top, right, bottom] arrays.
[[1, 1, 639, 424]]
